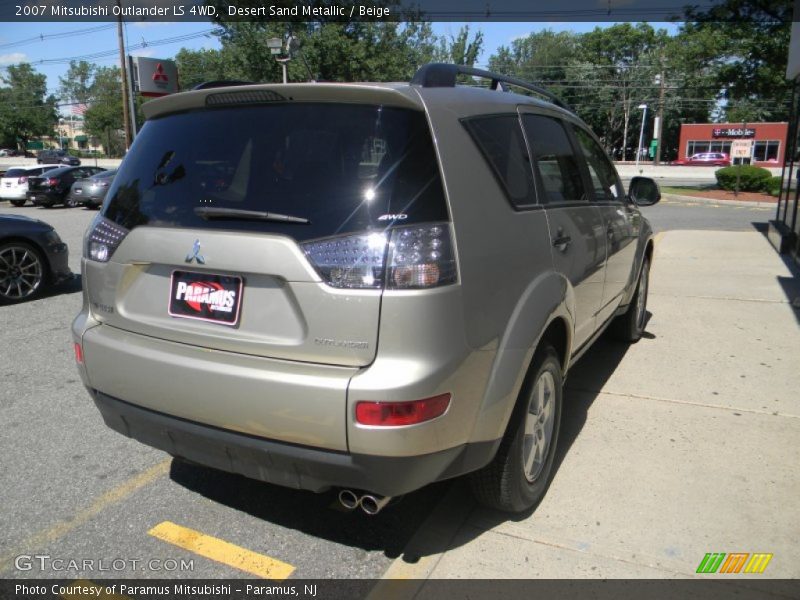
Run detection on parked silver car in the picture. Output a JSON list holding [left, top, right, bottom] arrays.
[[72, 64, 659, 514], [67, 169, 117, 209]]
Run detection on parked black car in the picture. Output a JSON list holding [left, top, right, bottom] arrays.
[[36, 149, 81, 166], [27, 166, 106, 207], [66, 169, 117, 209], [0, 214, 71, 304]]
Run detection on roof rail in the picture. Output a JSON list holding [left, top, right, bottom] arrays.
[[410, 63, 572, 112], [192, 80, 254, 91]]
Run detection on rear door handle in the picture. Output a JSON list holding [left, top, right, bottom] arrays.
[[552, 235, 572, 252]]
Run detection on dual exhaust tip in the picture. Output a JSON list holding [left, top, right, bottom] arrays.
[[338, 489, 392, 515]]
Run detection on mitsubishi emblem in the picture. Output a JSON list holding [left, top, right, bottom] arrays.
[[185, 240, 205, 264]]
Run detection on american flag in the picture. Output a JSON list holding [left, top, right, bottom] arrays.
[[72, 103, 88, 115]]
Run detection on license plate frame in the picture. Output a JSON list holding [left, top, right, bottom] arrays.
[[168, 270, 244, 327]]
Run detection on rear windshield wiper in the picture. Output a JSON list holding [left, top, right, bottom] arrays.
[[194, 207, 310, 224]]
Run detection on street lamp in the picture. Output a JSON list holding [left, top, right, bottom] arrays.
[[58, 118, 65, 151], [635, 104, 648, 171], [267, 37, 290, 84]]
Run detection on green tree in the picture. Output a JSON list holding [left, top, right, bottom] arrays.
[[84, 67, 125, 157], [58, 60, 96, 107], [180, 21, 478, 85], [574, 23, 665, 160], [681, 0, 793, 122], [436, 25, 484, 68], [0, 64, 58, 152], [175, 47, 245, 91], [487, 29, 579, 99]]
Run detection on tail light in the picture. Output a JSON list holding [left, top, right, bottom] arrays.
[[85, 215, 130, 263], [355, 394, 451, 426], [73, 343, 84, 365], [47, 177, 59, 187], [301, 222, 457, 290], [17, 176, 27, 184]]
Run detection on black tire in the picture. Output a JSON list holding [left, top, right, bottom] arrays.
[[0, 241, 47, 304], [9, 199, 25, 207], [612, 256, 650, 343], [66, 197, 77, 208], [470, 345, 563, 513]]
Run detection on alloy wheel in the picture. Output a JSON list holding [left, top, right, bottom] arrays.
[[0, 245, 44, 301], [522, 370, 556, 483]]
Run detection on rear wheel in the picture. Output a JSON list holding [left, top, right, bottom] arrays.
[[470, 345, 563, 513], [9, 199, 25, 207], [0, 242, 46, 304], [612, 256, 650, 343]]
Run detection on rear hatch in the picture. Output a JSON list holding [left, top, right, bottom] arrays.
[[84, 92, 449, 368], [1, 169, 27, 193]]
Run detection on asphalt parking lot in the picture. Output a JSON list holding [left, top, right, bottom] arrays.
[[1, 199, 797, 586]]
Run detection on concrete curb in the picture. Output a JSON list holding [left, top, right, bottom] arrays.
[[661, 192, 778, 208]]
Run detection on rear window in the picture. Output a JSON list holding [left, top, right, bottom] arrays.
[[4, 169, 26, 178], [103, 103, 448, 241]]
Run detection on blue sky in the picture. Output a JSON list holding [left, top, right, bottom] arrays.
[[0, 20, 680, 104]]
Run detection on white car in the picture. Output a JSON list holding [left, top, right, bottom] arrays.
[[1, 165, 61, 206]]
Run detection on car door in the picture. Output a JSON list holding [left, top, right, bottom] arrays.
[[520, 111, 607, 351], [570, 126, 638, 325]]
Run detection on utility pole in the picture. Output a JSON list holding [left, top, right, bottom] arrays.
[[654, 59, 666, 166], [116, 0, 132, 152]]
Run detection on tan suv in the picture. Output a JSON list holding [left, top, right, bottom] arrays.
[[72, 64, 660, 514]]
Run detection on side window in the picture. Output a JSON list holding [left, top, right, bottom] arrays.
[[573, 127, 624, 201], [462, 115, 535, 208], [521, 115, 586, 204]]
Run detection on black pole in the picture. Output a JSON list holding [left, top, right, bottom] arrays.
[[779, 79, 799, 224]]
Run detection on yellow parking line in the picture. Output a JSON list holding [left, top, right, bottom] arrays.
[[148, 521, 295, 580], [0, 459, 170, 575], [60, 579, 131, 600]]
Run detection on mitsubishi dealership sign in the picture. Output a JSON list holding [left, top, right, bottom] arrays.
[[132, 57, 179, 97]]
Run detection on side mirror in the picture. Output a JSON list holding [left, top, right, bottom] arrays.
[[628, 176, 661, 206]]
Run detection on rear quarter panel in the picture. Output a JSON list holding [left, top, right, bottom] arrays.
[[418, 89, 575, 444]]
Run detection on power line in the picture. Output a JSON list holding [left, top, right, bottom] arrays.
[[23, 28, 217, 65], [0, 24, 116, 51]]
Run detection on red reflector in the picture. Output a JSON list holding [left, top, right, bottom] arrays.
[[73, 343, 83, 364], [355, 394, 451, 426]]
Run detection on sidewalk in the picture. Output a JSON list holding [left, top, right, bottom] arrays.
[[373, 230, 800, 590]]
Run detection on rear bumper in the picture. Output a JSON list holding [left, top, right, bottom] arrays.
[[28, 191, 61, 206], [68, 192, 103, 206], [92, 390, 498, 496], [0, 188, 26, 200]]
